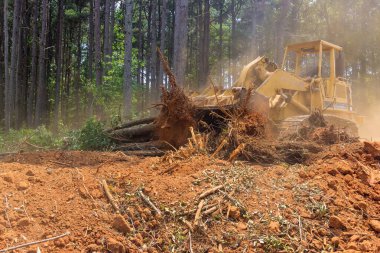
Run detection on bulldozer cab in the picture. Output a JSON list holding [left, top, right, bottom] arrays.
[[281, 40, 353, 111]]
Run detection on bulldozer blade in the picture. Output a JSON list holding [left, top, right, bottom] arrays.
[[242, 90, 270, 117]]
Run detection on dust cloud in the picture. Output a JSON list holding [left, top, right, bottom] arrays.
[[358, 105, 380, 141]]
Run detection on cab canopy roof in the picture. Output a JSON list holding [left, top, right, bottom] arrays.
[[286, 40, 343, 53]]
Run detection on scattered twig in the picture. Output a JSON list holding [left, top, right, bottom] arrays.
[[101, 179, 120, 213], [189, 231, 194, 253], [76, 168, 96, 204], [211, 139, 228, 159], [203, 206, 218, 215], [23, 140, 48, 150], [219, 190, 245, 211], [49, 160, 73, 167], [189, 127, 198, 149], [0, 232, 70, 253], [298, 215, 303, 242], [199, 185, 224, 199], [193, 199, 205, 226], [137, 190, 162, 217], [3, 195, 12, 228], [160, 162, 180, 175], [181, 219, 193, 232], [228, 143, 246, 162]]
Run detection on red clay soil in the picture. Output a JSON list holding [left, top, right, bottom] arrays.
[[0, 143, 379, 252]]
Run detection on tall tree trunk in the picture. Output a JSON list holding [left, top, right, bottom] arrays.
[[87, 0, 95, 115], [173, 0, 188, 86], [64, 29, 72, 124], [150, 0, 158, 103], [230, 0, 236, 81], [157, 0, 167, 88], [3, 0, 10, 130], [74, 6, 82, 124], [53, 0, 64, 131], [15, 0, 28, 128], [217, 0, 224, 85], [103, 0, 111, 73], [0, 0, 3, 122], [35, 0, 49, 126], [94, 0, 102, 88], [137, 0, 143, 112], [123, 0, 133, 118], [27, 0, 39, 127], [88, 0, 94, 80], [8, 0, 22, 129], [275, 0, 290, 63], [145, 2, 152, 103], [109, 0, 115, 61], [199, 0, 209, 88]]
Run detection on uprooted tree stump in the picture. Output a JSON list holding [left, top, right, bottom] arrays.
[[108, 48, 195, 152]]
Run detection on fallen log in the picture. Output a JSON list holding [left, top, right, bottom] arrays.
[[113, 140, 173, 151], [109, 123, 156, 140], [119, 150, 166, 157], [105, 116, 156, 133]]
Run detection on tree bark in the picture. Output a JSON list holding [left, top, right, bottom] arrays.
[[8, 0, 22, 129], [15, 0, 28, 128], [110, 123, 155, 140], [275, 0, 290, 63], [3, 0, 10, 130], [27, 0, 39, 127], [53, 0, 64, 131], [150, 0, 158, 103], [103, 0, 111, 73], [173, 0, 189, 87], [74, 8, 82, 124], [137, 0, 144, 112], [217, 0, 224, 85], [109, 0, 115, 61], [88, 0, 94, 80], [123, 0, 133, 118], [230, 0, 236, 81], [198, 0, 209, 88], [157, 0, 167, 88], [35, 0, 49, 126], [94, 0, 102, 88], [87, 0, 95, 115]]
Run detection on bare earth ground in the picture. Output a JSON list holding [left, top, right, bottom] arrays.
[[0, 143, 379, 252]]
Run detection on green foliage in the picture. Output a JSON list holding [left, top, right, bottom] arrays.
[[307, 201, 329, 219], [0, 126, 64, 152], [0, 119, 112, 152], [263, 236, 291, 253], [77, 118, 112, 151]]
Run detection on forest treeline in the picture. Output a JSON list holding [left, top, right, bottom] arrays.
[[0, 0, 379, 131]]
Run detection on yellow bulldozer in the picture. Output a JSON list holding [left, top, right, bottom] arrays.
[[110, 40, 363, 153], [191, 40, 363, 136]]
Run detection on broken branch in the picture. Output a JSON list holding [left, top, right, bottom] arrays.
[[137, 190, 162, 217], [199, 185, 224, 199], [211, 139, 228, 158], [0, 232, 70, 253], [193, 199, 205, 226], [101, 179, 120, 213]]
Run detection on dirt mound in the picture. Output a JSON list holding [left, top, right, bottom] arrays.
[[0, 142, 378, 252]]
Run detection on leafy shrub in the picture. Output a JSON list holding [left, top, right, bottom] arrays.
[[77, 117, 112, 150]]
